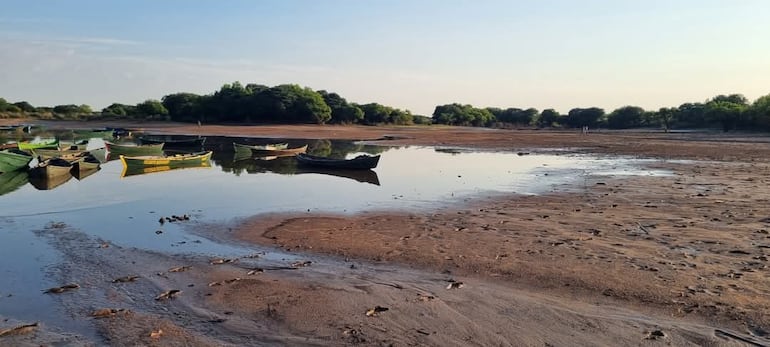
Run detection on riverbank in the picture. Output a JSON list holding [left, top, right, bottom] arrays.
[[1, 121, 768, 346]]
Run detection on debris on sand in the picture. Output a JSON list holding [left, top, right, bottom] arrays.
[[417, 294, 436, 302], [210, 258, 236, 265], [91, 308, 128, 318], [112, 275, 140, 283], [150, 329, 163, 338], [291, 260, 312, 268], [168, 266, 191, 273], [155, 289, 182, 301], [0, 322, 38, 337], [246, 268, 264, 275], [644, 329, 666, 340], [365, 306, 389, 317], [44, 283, 80, 294], [446, 280, 464, 290]]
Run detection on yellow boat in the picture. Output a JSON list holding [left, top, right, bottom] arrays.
[[120, 161, 212, 178], [119, 151, 213, 167]]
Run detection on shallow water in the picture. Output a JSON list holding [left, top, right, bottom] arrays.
[[0, 133, 673, 338]]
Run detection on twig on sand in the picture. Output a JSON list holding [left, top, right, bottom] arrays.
[[0, 322, 38, 337], [636, 222, 650, 234], [714, 329, 765, 347]]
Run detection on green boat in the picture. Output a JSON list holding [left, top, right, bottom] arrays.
[[105, 142, 164, 156], [18, 139, 59, 151], [0, 169, 29, 196], [120, 151, 212, 168], [0, 149, 33, 172]]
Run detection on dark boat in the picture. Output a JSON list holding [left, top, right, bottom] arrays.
[[105, 142, 164, 156], [138, 137, 206, 149], [296, 153, 380, 170]]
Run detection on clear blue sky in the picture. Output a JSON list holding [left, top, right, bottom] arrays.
[[1, 0, 768, 115]]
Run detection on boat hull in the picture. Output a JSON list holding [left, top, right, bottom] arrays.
[[250, 145, 308, 157], [18, 139, 59, 151], [120, 151, 213, 167], [138, 137, 206, 149], [106, 142, 165, 156], [296, 153, 380, 170], [0, 149, 33, 172]]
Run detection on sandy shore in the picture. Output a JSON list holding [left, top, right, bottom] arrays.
[[2, 120, 769, 346]]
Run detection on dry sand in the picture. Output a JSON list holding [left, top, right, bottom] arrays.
[[2, 119, 769, 346]]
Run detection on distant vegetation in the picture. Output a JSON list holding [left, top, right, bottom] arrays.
[[432, 93, 770, 132], [1, 84, 769, 131]]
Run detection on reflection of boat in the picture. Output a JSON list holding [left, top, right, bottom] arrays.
[[72, 153, 101, 172], [250, 145, 307, 156], [0, 149, 33, 172], [297, 168, 380, 185], [233, 142, 288, 152], [232, 149, 253, 162], [106, 142, 164, 156], [120, 161, 212, 178], [138, 137, 206, 149], [0, 169, 29, 196], [72, 166, 100, 181], [120, 151, 213, 167], [18, 139, 58, 151], [29, 171, 73, 190], [296, 153, 380, 169]]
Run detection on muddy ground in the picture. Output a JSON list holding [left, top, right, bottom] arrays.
[[1, 119, 769, 346]]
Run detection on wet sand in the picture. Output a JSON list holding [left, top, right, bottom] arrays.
[[2, 120, 769, 346]]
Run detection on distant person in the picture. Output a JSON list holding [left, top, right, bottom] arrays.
[[197, 120, 202, 127]]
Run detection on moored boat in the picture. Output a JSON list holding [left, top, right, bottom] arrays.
[[296, 153, 380, 170], [233, 142, 289, 152], [105, 142, 164, 156], [138, 137, 206, 149], [120, 151, 213, 167], [72, 153, 101, 172], [0, 143, 18, 150], [250, 145, 308, 157], [33, 148, 87, 161], [29, 157, 73, 179], [18, 139, 59, 151], [59, 139, 89, 151], [0, 149, 33, 172]]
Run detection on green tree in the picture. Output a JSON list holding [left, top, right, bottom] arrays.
[[136, 99, 169, 117], [318, 90, 364, 124], [162, 93, 203, 122], [566, 107, 605, 128], [53, 104, 82, 114], [748, 94, 770, 130], [656, 107, 677, 131], [536, 109, 561, 128], [705, 99, 746, 132], [102, 103, 129, 116], [432, 103, 494, 127], [607, 106, 645, 129], [12, 101, 35, 112], [359, 103, 392, 125]]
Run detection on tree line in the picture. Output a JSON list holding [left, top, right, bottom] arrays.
[[2, 85, 770, 131], [432, 93, 770, 132], [0, 82, 431, 125]]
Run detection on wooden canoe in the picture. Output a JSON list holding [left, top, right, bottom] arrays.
[[18, 139, 59, 151], [120, 161, 211, 178], [105, 142, 164, 156], [33, 148, 87, 161], [29, 158, 73, 179], [0, 149, 33, 173], [120, 151, 213, 167], [250, 145, 308, 157], [296, 153, 380, 170], [233, 142, 289, 152]]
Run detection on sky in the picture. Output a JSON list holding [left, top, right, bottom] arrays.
[[1, 0, 769, 115]]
